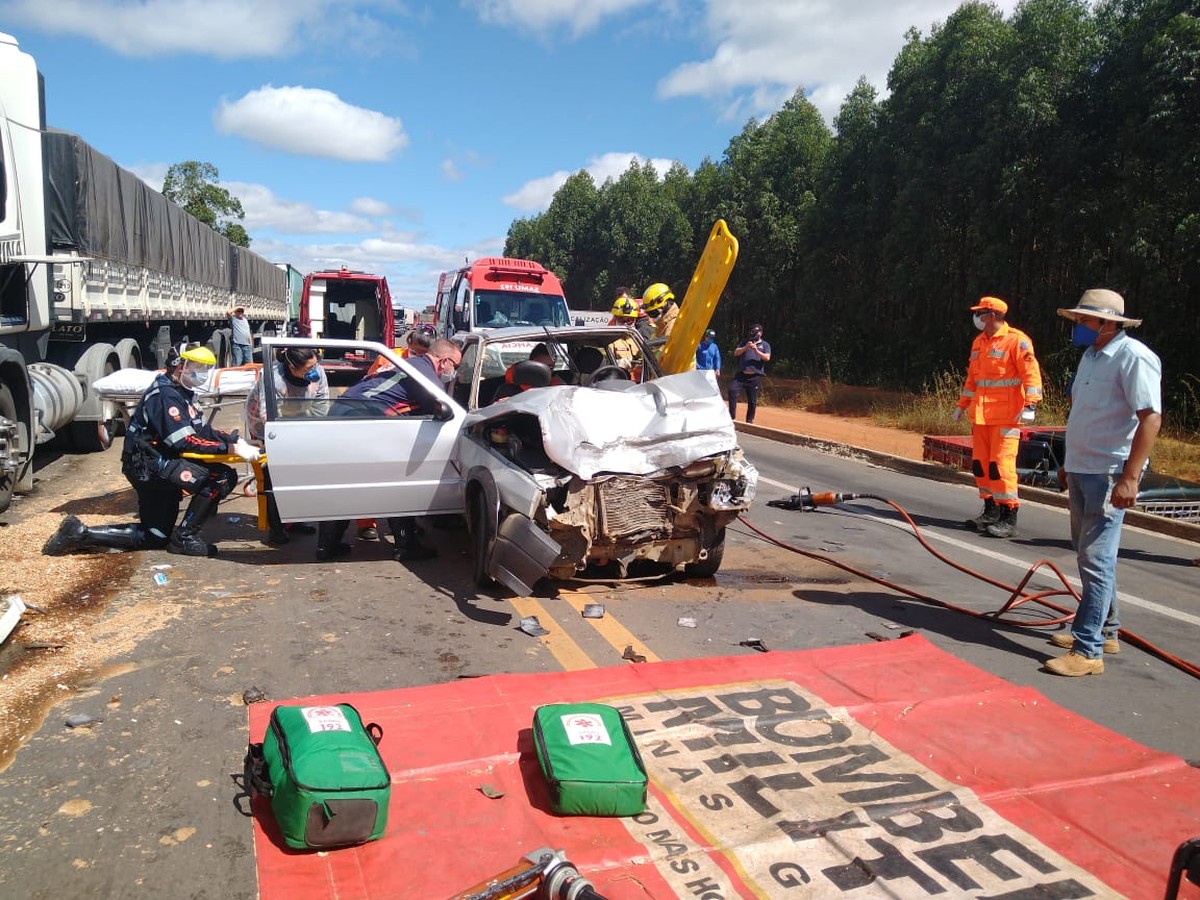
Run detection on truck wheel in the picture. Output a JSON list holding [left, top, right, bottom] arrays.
[[684, 526, 726, 578], [63, 347, 119, 453], [470, 490, 496, 588], [0, 384, 27, 514]]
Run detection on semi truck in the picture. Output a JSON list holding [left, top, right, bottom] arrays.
[[0, 32, 288, 513], [433, 257, 571, 339]]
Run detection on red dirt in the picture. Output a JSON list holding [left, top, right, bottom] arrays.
[[745, 404, 927, 460]]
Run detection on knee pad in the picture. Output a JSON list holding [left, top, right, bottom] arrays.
[[971, 460, 984, 477]]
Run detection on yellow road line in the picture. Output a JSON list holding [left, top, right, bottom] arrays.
[[508, 596, 596, 671], [559, 590, 662, 663]]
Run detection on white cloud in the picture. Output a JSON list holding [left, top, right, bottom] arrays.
[[349, 196, 394, 216], [468, 0, 652, 37], [503, 151, 676, 212], [0, 0, 329, 58], [215, 86, 408, 162], [223, 182, 376, 234], [659, 0, 1021, 122], [441, 159, 464, 182]]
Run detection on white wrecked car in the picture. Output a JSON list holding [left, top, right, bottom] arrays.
[[260, 327, 757, 594]]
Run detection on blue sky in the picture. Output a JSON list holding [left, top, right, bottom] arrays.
[[2, 0, 1018, 308]]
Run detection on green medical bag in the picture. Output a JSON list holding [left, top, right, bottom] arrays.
[[247, 703, 390, 850], [532, 702, 647, 817]]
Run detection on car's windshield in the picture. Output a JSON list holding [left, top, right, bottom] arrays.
[[473, 291, 570, 328], [463, 331, 662, 409]]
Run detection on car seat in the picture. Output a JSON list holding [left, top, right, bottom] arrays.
[[573, 346, 604, 379], [492, 360, 553, 402]]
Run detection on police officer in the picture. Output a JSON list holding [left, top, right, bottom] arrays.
[[44, 344, 260, 558]]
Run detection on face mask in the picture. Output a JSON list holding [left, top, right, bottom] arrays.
[[180, 364, 211, 390], [1071, 322, 1100, 347], [972, 314, 987, 331]]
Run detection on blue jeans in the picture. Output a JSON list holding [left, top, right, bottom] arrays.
[[1067, 472, 1124, 658], [231, 342, 252, 366]]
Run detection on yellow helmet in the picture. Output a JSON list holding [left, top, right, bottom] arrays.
[[641, 282, 674, 314], [611, 295, 638, 319], [180, 344, 217, 366]]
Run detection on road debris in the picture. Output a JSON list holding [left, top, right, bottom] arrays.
[[677, 617, 697, 628], [622, 645, 646, 663], [64, 714, 102, 729], [478, 783, 505, 799], [242, 687, 267, 705], [739, 639, 768, 653], [518, 616, 549, 637], [582, 604, 605, 619]]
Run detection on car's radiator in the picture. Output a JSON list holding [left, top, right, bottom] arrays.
[[597, 476, 671, 538]]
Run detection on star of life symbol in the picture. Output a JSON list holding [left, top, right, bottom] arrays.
[[561, 713, 611, 746]]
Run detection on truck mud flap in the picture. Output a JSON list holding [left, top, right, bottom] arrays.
[[490, 514, 562, 596]]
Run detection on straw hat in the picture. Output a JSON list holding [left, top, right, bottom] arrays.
[[1057, 289, 1141, 327]]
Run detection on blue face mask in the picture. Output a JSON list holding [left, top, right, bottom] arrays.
[[1071, 322, 1100, 347], [304, 367, 321, 383]]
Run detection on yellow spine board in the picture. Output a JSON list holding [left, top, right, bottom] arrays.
[[657, 220, 739, 375]]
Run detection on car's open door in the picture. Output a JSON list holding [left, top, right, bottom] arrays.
[[259, 338, 465, 522]]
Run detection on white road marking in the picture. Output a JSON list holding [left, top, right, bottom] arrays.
[[757, 475, 1200, 628]]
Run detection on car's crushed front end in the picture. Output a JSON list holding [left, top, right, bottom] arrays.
[[461, 369, 757, 584]]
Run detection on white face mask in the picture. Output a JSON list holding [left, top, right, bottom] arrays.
[[972, 314, 987, 331]]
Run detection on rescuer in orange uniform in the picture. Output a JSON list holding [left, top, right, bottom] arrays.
[[954, 296, 1043, 538]]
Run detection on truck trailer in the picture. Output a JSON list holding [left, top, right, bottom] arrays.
[[0, 32, 288, 513]]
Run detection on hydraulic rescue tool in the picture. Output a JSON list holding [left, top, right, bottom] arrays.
[[450, 847, 606, 900]]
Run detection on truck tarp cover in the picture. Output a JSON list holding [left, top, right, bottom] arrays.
[[43, 130, 284, 298]]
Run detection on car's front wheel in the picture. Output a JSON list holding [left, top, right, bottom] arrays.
[[470, 489, 496, 588], [684, 526, 726, 578]]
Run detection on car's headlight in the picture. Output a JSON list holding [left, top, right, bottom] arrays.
[[707, 459, 758, 510]]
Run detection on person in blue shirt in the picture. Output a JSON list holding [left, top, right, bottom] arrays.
[[1047, 289, 1161, 677], [696, 330, 721, 372], [728, 324, 771, 423]]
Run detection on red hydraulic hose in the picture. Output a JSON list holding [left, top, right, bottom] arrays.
[[744, 492, 1200, 681]]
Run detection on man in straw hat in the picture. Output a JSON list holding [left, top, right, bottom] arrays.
[[1047, 289, 1161, 676]]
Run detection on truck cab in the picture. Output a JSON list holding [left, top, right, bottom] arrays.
[[434, 258, 570, 339], [297, 267, 394, 377]]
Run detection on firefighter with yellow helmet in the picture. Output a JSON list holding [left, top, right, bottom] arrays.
[[607, 294, 642, 372], [641, 282, 679, 340], [44, 343, 260, 558]]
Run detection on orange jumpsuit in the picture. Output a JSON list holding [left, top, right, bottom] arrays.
[[956, 323, 1042, 508]]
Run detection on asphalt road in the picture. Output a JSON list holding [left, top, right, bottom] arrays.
[[0, 428, 1196, 899]]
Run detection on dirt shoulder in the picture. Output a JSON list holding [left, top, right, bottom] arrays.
[[746, 404, 927, 461]]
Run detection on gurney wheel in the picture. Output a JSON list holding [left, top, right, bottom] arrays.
[[242, 480, 257, 498]]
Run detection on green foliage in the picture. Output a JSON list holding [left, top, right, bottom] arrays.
[[503, 0, 1199, 428], [162, 161, 250, 247]]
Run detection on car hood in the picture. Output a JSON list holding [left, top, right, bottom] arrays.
[[463, 370, 738, 479]]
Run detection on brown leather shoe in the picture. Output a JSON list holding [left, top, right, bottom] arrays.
[[1050, 633, 1119, 654], [1044, 651, 1104, 677]]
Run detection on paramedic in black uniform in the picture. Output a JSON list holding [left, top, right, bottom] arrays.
[[43, 344, 260, 558]]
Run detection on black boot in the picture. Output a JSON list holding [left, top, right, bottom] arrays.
[[315, 521, 352, 561], [168, 494, 219, 557], [44, 516, 145, 554], [388, 517, 437, 562], [985, 505, 1019, 538], [964, 498, 1000, 531]]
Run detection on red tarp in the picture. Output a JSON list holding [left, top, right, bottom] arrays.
[[249, 635, 1200, 899]]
